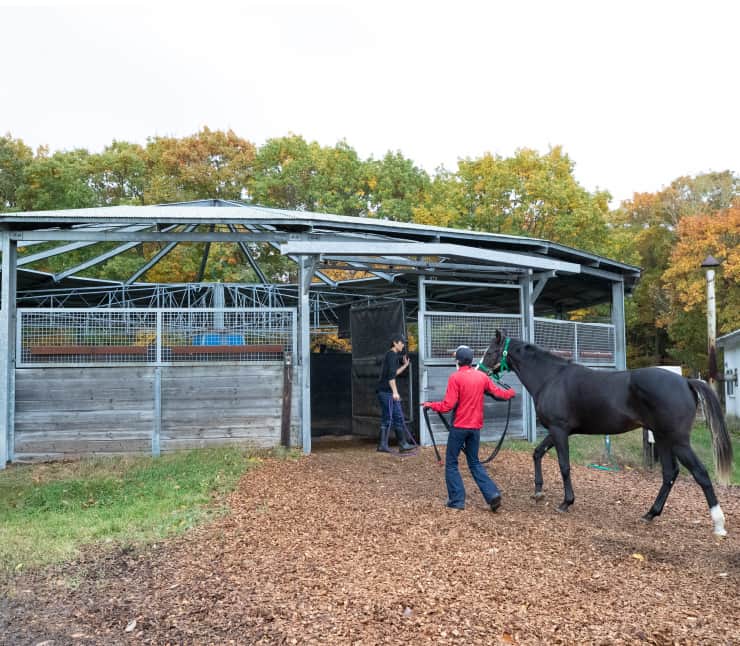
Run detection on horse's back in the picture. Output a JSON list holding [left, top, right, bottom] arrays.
[[537, 365, 696, 437]]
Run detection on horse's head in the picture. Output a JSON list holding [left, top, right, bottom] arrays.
[[480, 329, 509, 375]]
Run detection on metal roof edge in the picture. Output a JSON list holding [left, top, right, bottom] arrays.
[[0, 201, 641, 276]]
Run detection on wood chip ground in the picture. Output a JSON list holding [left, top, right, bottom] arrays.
[[2, 438, 739, 645]]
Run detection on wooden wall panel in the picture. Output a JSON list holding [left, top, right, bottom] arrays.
[[14, 362, 298, 461]]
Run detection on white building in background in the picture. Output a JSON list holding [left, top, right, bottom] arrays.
[[717, 329, 740, 418]]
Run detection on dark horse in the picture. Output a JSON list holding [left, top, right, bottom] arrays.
[[481, 330, 733, 536]]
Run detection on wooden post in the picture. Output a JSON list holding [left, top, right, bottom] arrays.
[[642, 428, 655, 469], [281, 353, 293, 447]]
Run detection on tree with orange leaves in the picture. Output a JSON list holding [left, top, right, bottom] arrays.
[[661, 202, 740, 370]]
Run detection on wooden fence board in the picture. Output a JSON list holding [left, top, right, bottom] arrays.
[[13, 362, 297, 461]]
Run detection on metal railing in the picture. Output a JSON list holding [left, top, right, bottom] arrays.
[[424, 312, 616, 367]]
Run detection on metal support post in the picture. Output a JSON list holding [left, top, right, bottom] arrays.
[[417, 276, 429, 446], [519, 270, 537, 442], [611, 279, 627, 463], [298, 255, 312, 454], [611, 280, 627, 370], [0, 232, 18, 468], [152, 367, 162, 457]]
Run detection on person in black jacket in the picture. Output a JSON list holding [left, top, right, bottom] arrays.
[[376, 334, 413, 453]]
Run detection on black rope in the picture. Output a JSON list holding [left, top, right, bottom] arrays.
[[480, 396, 511, 464], [422, 406, 444, 465], [422, 391, 512, 465]]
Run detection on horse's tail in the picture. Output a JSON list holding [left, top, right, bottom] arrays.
[[688, 379, 733, 485]]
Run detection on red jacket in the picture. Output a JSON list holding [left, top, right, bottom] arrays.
[[426, 365, 515, 429]]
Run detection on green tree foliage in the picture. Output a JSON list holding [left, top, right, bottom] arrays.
[[0, 134, 34, 211], [16, 147, 97, 211], [364, 151, 430, 222], [249, 134, 367, 216], [88, 141, 148, 205], [414, 147, 611, 255], [144, 127, 256, 204]]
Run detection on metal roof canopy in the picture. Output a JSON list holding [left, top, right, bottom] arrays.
[[0, 199, 640, 314]]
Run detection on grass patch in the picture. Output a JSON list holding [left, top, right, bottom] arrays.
[[0, 446, 299, 575], [502, 423, 740, 485]]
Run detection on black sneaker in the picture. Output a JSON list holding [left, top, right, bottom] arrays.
[[489, 495, 502, 512]]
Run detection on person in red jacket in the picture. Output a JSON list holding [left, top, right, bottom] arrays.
[[423, 345, 516, 511]]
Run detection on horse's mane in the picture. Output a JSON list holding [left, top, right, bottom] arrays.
[[515, 339, 573, 367]]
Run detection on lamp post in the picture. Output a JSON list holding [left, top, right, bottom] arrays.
[[701, 255, 721, 397]]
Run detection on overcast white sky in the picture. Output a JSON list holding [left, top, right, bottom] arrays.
[[1, 0, 738, 205]]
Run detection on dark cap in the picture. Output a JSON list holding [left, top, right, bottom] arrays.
[[390, 333, 407, 346], [455, 345, 474, 365]]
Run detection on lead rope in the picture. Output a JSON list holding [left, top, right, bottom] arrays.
[[474, 343, 513, 463], [422, 355, 513, 466]]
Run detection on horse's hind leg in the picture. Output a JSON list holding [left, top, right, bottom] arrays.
[[643, 443, 679, 522], [672, 443, 727, 537], [532, 434, 555, 501]]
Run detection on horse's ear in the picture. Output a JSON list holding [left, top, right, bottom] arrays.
[[495, 329, 502, 343]]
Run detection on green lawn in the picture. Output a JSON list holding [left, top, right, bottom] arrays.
[[0, 447, 297, 575], [502, 422, 740, 485]]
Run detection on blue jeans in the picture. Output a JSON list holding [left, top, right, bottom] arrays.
[[445, 427, 500, 509], [377, 390, 405, 431]]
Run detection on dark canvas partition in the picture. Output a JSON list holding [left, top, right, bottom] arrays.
[[311, 353, 353, 436], [350, 301, 414, 438]]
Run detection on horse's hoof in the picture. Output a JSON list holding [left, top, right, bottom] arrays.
[[532, 492, 545, 502], [713, 529, 728, 539], [641, 513, 655, 524], [556, 503, 570, 513]]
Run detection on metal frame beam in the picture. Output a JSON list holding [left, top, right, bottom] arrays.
[[12, 231, 291, 243], [282, 241, 581, 274], [227, 225, 268, 284], [123, 225, 198, 285], [16, 225, 165, 265]]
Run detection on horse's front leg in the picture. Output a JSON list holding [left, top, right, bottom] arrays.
[[550, 429, 574, 512], [532, 433, 555, 501]]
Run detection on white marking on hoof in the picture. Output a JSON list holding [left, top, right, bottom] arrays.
[[710, 505, 727, 537]]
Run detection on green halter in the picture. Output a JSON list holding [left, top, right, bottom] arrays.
[[475, 337, 510, 382], [499, 337, 511, 374]]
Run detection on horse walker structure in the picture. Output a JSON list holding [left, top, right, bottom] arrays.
[[0, 201, 641, 467]]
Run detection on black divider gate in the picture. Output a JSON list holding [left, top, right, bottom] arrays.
[[350, 301, 417, 439]]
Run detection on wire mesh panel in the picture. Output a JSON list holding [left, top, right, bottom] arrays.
[[425, 313, 522, 360], [534, 318, 615, 366], [575, 322, 616, 366], [534, 319, 576, 360], [162, 309, 295, 363], [18, 308, 296, 366], [19, 309, 157, 365]]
